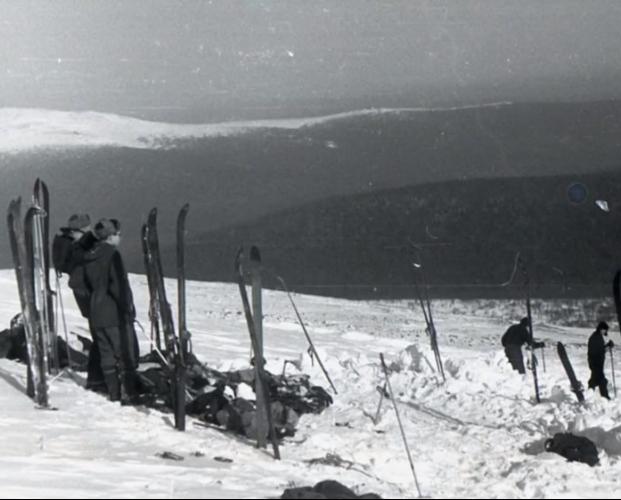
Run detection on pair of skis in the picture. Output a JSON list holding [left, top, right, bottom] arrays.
[[409, 245, 445, 382], [514, 254, 541, 403], [32, 179, 58, 374], [609, 270, 617, 397], [7, 180, 54, 407], [235, 246, 281, 459], [142, 206, 190, 431]]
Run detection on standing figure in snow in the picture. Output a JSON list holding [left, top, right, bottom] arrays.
[[52, 213, 98, 315], [501, 318, 530, 374], [52, 214, 103, 390], [588, 321, 614, 400], [83, 218, 138, 402]]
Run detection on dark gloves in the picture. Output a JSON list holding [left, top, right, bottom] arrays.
[[532, 341, 546, 349], [608, 340, 615, 349]]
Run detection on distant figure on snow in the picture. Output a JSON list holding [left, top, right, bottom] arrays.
[[502, 317, 531, 374], [83, 218, 139, 403], [588, 321, 614, 400]]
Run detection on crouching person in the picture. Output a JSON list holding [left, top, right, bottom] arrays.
[[84, 218, 139, 403]]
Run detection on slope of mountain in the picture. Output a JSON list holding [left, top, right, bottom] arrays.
[[1, 101, 620, 298], [173, 171, 621, 299]]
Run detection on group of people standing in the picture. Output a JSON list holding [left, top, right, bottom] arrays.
[[52, 214, 139, 403], [502, 318, 615, 400]]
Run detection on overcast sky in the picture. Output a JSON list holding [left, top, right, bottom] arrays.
[[2, 0, 621, 122]]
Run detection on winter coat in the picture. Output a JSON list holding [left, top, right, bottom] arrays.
[[83, 242, 135, 329], [588, 330, 608, 370], [53, 231, 97, 292], [502, 324, 529, 347]]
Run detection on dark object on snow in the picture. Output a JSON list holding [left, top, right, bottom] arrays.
[[1, 317, 87, 370], [135, 349, 332, 440], [557, 342, 585, 403], [588, 323, 613, 400], [545, 433, 599, 466], [156, 451, 184, 461], [280, 480, 382, 499], [501, 320, 529, 374], [0, 316, 28, 361]]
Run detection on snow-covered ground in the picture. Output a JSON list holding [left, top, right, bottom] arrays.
[[1, 268, 620, 499]]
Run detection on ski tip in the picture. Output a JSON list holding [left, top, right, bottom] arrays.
[[148, 207, 158, 220], [177, 204, 190, 226], [250, 245, 261, 264], [379, 352, 387, 369], [234, 246, 244, 272]]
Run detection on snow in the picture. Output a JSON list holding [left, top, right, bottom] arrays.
[[0, 103, 512, 154], [1, 268, 620, 498]]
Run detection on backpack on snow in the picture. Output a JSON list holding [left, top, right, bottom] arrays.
[[545, 433, 599, 467]]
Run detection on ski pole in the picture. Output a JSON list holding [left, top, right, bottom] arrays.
[[275, 275, 337, 394], [373, 383, 387, 425], [540, 344, 546, 373], [54, 273, 73, 370], [610, 346, 617, 398], [135, 320, 169, 368], [380, 353, 423, 498]]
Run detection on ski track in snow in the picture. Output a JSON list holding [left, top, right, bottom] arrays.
[[1, 269, 620, 498]]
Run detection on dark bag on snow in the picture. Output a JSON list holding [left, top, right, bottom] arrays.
[[545, 432, 599, 466], [280, 480, 382, 499]]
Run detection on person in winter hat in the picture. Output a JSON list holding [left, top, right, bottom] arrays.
[[52, 213, 104, 391], [83, 218, 138, 402], [588, 321, 614, 400], [52, 213, 97, 316]]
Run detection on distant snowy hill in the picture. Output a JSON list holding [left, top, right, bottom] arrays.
[[1, 101, 620, 298], [0, 103, 512, 153]]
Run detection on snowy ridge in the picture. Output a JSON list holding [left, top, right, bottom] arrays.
[[0, 102, 513, 153], [1, 269, 619, 498]]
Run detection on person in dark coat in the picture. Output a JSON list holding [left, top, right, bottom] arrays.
[[502, 318, 530, 374], [52, 213, 104, 391], [52, 214, 97, 317], [83, 218, 138, 402], [588, 321, 614, 400]]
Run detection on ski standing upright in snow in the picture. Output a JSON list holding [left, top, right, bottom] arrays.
[[32, 179, 58, 374], [141, 224, 162, 353], [517, 254, 541, 403], [409, 243, 445, 382], [557, 342, 585, 403], [176, 204, 191, 429], [7, 198, 49, 407], [144, 208, 186, 431], [235, 247, 280, 459], [614, 271, 621, 342]]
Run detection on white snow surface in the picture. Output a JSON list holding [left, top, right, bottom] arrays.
[[0, 104, 512, 154], [1, 268, 620, 498]]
